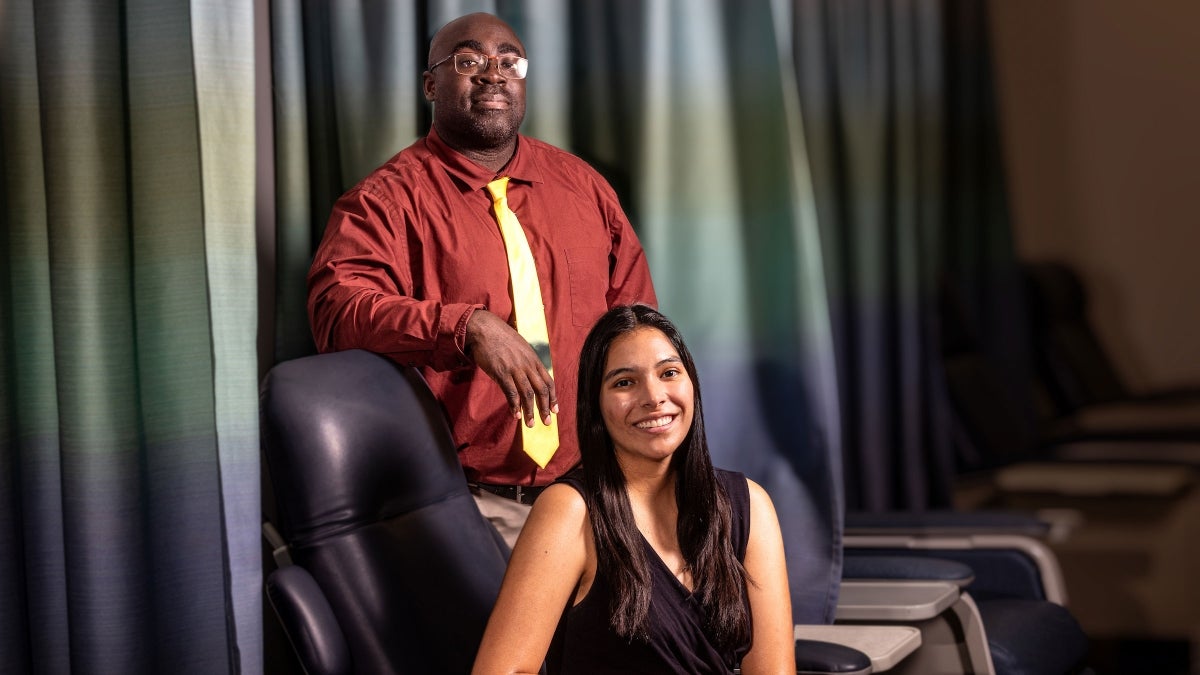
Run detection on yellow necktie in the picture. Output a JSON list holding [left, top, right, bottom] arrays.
[[486, 177, 559, 468]]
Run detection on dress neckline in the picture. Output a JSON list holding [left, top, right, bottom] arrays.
[[639, 533, 695, 598]]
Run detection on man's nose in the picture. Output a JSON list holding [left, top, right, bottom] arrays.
[[476, 59, 507, 82]]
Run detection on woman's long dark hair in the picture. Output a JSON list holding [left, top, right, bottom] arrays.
[[576, 304, 750, 649]]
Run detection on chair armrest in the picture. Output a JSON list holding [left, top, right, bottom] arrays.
[[835, 581, 961, 622], [1049, 439, 1200, 465], [265, 565, 351, 675], [844, 533, 1070, 604], [794, 626, 921, 673], [836, 582, 997, 674], [995, 462, 1194, 497]]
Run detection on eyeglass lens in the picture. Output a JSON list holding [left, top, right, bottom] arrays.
[[454, 53, 527, 78]]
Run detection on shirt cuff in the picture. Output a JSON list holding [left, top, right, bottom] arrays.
[[435, 303, 485, 370]]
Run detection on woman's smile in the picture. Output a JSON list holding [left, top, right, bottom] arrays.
[[633, 414, 677, 431]]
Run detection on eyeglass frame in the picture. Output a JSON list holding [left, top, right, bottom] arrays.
[[427, 52, 529, 79]]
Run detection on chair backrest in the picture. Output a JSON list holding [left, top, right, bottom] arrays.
[[1022, 261, 1129, 413], [938, 278, 1042, 472], [261, 349, 508, 674]]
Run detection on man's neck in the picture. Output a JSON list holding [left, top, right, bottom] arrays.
[[464, 147, 515, 174]]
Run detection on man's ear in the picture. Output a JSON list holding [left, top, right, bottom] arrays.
[[422, 72, 436, 101]]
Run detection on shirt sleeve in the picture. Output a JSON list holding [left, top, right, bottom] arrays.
[[307, 186, 480, 371], [599, 182, 658, 310]]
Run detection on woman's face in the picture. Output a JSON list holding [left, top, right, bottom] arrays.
[[599, 327, 695, 466]]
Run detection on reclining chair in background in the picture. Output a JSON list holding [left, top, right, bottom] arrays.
[[939, 273, 1200, 475], [1022, 260, 1200, 446], [935, 275, 1199, 656]]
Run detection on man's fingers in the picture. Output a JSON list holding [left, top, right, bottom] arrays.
[[511, 372, 556, 428], [536, 379, 557, 426], [519, 381, 538, 427], [502, 384, 522, 419]]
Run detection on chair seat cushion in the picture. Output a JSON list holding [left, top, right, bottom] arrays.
[[976, 598, 1088, 675]]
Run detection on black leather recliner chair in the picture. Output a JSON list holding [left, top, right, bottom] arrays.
[[261, 349, 509, 675]]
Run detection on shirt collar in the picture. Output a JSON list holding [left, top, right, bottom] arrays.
[[425, 126, 545, 191]]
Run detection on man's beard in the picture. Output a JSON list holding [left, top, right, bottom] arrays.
[[435, 91, 525, 152], [464, 111, 520, 147]]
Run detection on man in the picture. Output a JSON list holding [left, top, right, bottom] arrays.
[[307, 12, 656, 546]]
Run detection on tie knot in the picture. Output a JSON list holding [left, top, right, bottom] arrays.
[[486, 176, 510, 202]]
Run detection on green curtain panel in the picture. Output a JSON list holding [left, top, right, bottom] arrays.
[[0, 0, 259, 672], [619, 0, 846, 623], [792, 0, 957, 511], [792, 0, 1020, 510]]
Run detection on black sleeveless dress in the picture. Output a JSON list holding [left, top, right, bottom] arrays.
[[544, 469, 752, 674]]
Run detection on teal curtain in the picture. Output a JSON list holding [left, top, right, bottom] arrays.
[[791, 0, 1020, 510], [0, 0, 260, 672], [792, 0, 956, 511], [615, 0, 846, 623]]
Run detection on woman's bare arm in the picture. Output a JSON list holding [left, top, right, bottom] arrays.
[[471, 483, 591, 675], [738, 478, 796, 675]]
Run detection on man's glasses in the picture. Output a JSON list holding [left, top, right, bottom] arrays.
[[428, 52, 529, 79]]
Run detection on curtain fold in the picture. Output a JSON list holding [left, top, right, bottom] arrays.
[[192, 1, 261, 670], [0, 0, 259, 672], [271, 0, 434, 363], [2, 2, 64, 669]]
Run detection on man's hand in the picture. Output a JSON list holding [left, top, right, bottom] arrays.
[[465, 310, 558, 428]]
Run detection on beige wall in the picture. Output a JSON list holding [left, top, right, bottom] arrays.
[[989, 0, 1200, 390]]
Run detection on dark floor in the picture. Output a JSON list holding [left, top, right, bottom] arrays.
[[263, 624, 1197, 674], [1086, 638, 1193, 675]]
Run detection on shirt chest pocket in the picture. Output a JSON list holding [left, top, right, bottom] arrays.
[[565, 246, 610, 328]]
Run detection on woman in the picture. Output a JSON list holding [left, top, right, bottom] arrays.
[[472, 305, 795, 674]]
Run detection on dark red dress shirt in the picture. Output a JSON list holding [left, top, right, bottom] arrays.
[[307, 128, 657, 486]]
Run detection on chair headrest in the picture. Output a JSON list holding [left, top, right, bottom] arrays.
[[1023, 262, 1087, 322], [261, 350, 467, 546]]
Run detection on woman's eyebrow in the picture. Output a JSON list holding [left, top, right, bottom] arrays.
[[603, 366, 634, 382]]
